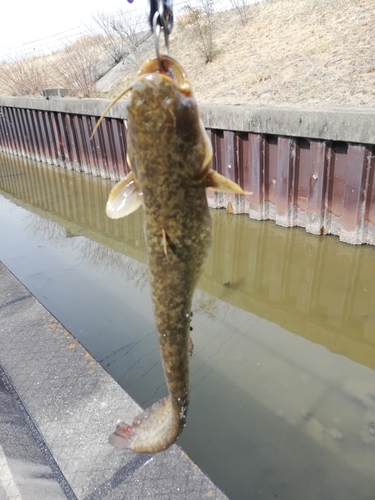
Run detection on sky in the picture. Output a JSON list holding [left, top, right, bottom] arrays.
[[1, 0, 244, 61], [1, 0, 150, 59]]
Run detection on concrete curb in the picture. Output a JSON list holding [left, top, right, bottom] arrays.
[[0, 262, 227, 500], [199, 105, 375, 144], [1, 96, 375, 143]]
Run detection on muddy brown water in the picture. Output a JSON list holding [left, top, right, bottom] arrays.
[[1, 152, 375, 500]]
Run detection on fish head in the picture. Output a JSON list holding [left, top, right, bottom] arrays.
[[137, 56, 193, 98], [126, 55, 212, 184]]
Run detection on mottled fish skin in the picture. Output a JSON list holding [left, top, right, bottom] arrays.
[[99, 56, 245, 453]]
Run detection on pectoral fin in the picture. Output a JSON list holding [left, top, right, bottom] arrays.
[[206, 170, 252, 195], [200, 120, 213, 171], [106, 172, 143, 219]]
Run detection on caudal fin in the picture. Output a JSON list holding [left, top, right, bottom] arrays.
[[109, 397, 186, 453]]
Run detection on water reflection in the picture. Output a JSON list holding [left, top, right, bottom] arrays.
[[1, 151, 375, 500], [206, 210, 375, 371], [1, 151, 374, 370]]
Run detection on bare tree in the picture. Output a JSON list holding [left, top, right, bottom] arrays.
[[229, 0, 252, 24], [91, 9, 151, 67], [0, 55, 49, 95], [182, 0, 216, 63]]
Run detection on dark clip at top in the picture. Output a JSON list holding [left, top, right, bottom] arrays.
[[149, 0, 173, 50]]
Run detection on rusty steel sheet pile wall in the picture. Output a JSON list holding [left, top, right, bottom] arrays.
[[207, 130, 375, 246], [0, 97, 374, 245], [0, 105, 129, 181]]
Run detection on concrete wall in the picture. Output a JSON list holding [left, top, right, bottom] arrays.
[[1, 96, 374, 245], [1, 96, 375, 143]]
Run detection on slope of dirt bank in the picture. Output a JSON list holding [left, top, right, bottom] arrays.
[[109, 0, 375, 108]]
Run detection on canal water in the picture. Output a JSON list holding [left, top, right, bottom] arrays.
[[1, 151, 375, 500]]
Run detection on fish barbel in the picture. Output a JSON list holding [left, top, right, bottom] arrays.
[[93, 55, 248, 453]]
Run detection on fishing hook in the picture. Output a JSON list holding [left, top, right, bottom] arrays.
[[152, 11, 162, 69], [149, 0, 173, 66]]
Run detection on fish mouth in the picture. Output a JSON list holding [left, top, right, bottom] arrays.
[[138, 55, 193, 97], [90, 56, 193, 140]]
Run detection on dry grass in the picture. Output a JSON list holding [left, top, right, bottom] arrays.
[[1, 0, 374, 107], [0, 36, 106, 98], [54, 36, 105, 97], [0, 55, 55, 96], [171, 0, 375, 107], [112, 0, 375, 108]]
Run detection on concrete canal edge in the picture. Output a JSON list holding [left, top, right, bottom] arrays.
[[0, 261, 228, 500], [1, 96, 375, 143]]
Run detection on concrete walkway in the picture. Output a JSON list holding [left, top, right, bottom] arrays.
[[0, 367, 70, 499], [0, 262, 227, 500]]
